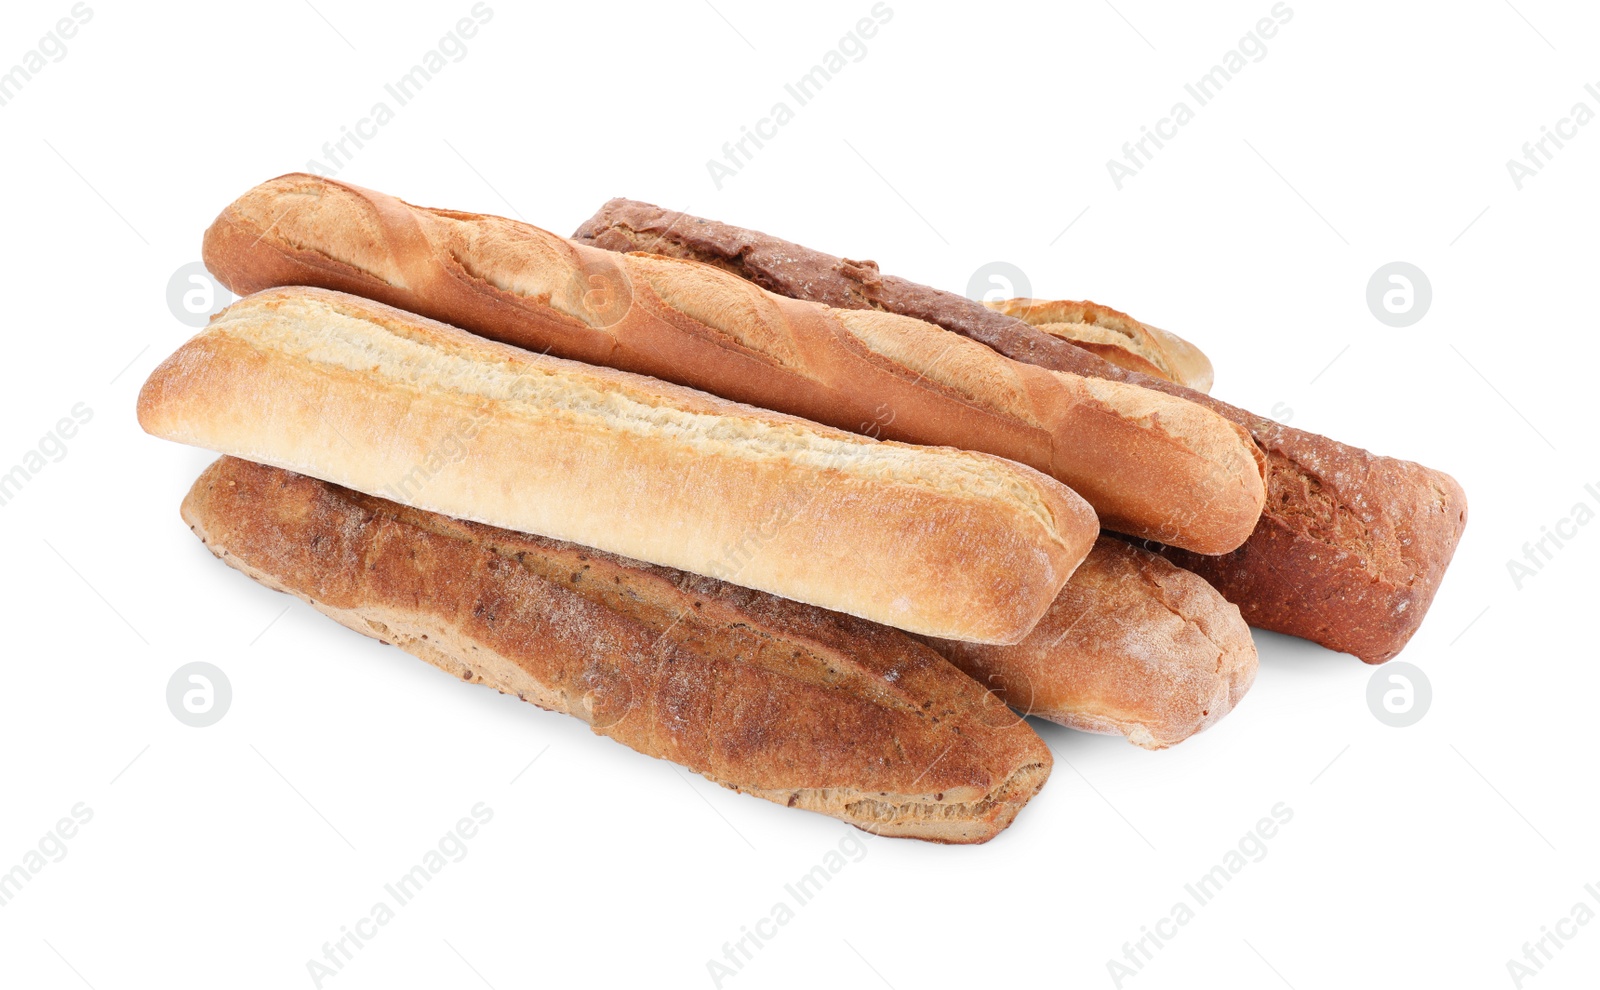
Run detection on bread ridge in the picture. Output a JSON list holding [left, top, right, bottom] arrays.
[[181, 456, 1053, 843], [138, 286, 1096, 645], [570, 198, 1469, 663], [200, 173, 1267, 555], [923, 537, 1257, 749], [984, 297, 1215, 393]]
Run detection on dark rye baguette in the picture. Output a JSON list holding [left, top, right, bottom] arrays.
[[924, 537, 1257, 750], [182, 456, 1053, 843], [200, 174, 1266, 555], [572, 200, 1470, 664]]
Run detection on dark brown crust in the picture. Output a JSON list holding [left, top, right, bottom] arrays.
[[181, 456, 1052, 843], [572, 200, 1469, 663]]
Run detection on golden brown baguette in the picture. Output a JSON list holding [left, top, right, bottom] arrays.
[[985, 298, 1214, 393], [572, 198, 1469, 664], [181, 457, 1054, 843], [138, 287, 1095, 645], [923, 537, 1256, 749], [200, 174, 1266, 554]]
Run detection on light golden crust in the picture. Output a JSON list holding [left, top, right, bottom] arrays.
[[985, 298, 1216, 393], [181, 457, 1053, 843], [138, 287, 1093, 645], [201, 174, 1264, 554], [924, 537, 1257, 749]]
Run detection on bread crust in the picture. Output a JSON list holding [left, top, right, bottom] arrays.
[[138, 287, 1095, 645], [200, 174, 1266, 554], [984, 297, 1215, 393], [924, 537, 1256, 749], [572, 199, 1468, 663], [180, 457, 1053, 843]]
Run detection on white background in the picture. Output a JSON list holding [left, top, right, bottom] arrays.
[[1, 1, 1596, 987]]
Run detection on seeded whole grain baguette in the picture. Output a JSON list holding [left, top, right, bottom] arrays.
[[181, 456, 1054, 843], [139, 287, 1096, 645], [571, 199, 1469, 664], [199, 174, 1267, 555]]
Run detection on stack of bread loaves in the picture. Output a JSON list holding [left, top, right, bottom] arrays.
[[138, 175, 1465, 843]]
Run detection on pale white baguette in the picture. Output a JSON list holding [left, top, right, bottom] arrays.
[[137, 286, 1098, 645]]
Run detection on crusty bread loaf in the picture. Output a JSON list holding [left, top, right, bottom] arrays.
[[572, 198, 1469, 663], [138, 287, 1096, 645], [200, 174, 1266, 554], [985, 298, 1214, 393], [181, 457, 1054, 843], [923, 537, 1256, 749]]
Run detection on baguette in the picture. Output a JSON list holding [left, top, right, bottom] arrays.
[[923, 537, 1256, 750], [572, 199, 1469, 664], [181, 456, 1054, 843], [200, 174, 1266, 554], [138, 287, 1096, 645], [985, 298, 1214, 393]]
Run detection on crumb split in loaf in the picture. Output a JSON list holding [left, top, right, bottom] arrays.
[[137, 286, 1095, 645], [181, 456, 1053, 843]]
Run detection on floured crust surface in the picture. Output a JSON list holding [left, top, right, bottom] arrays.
[[181, 457, 1053, 843]]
